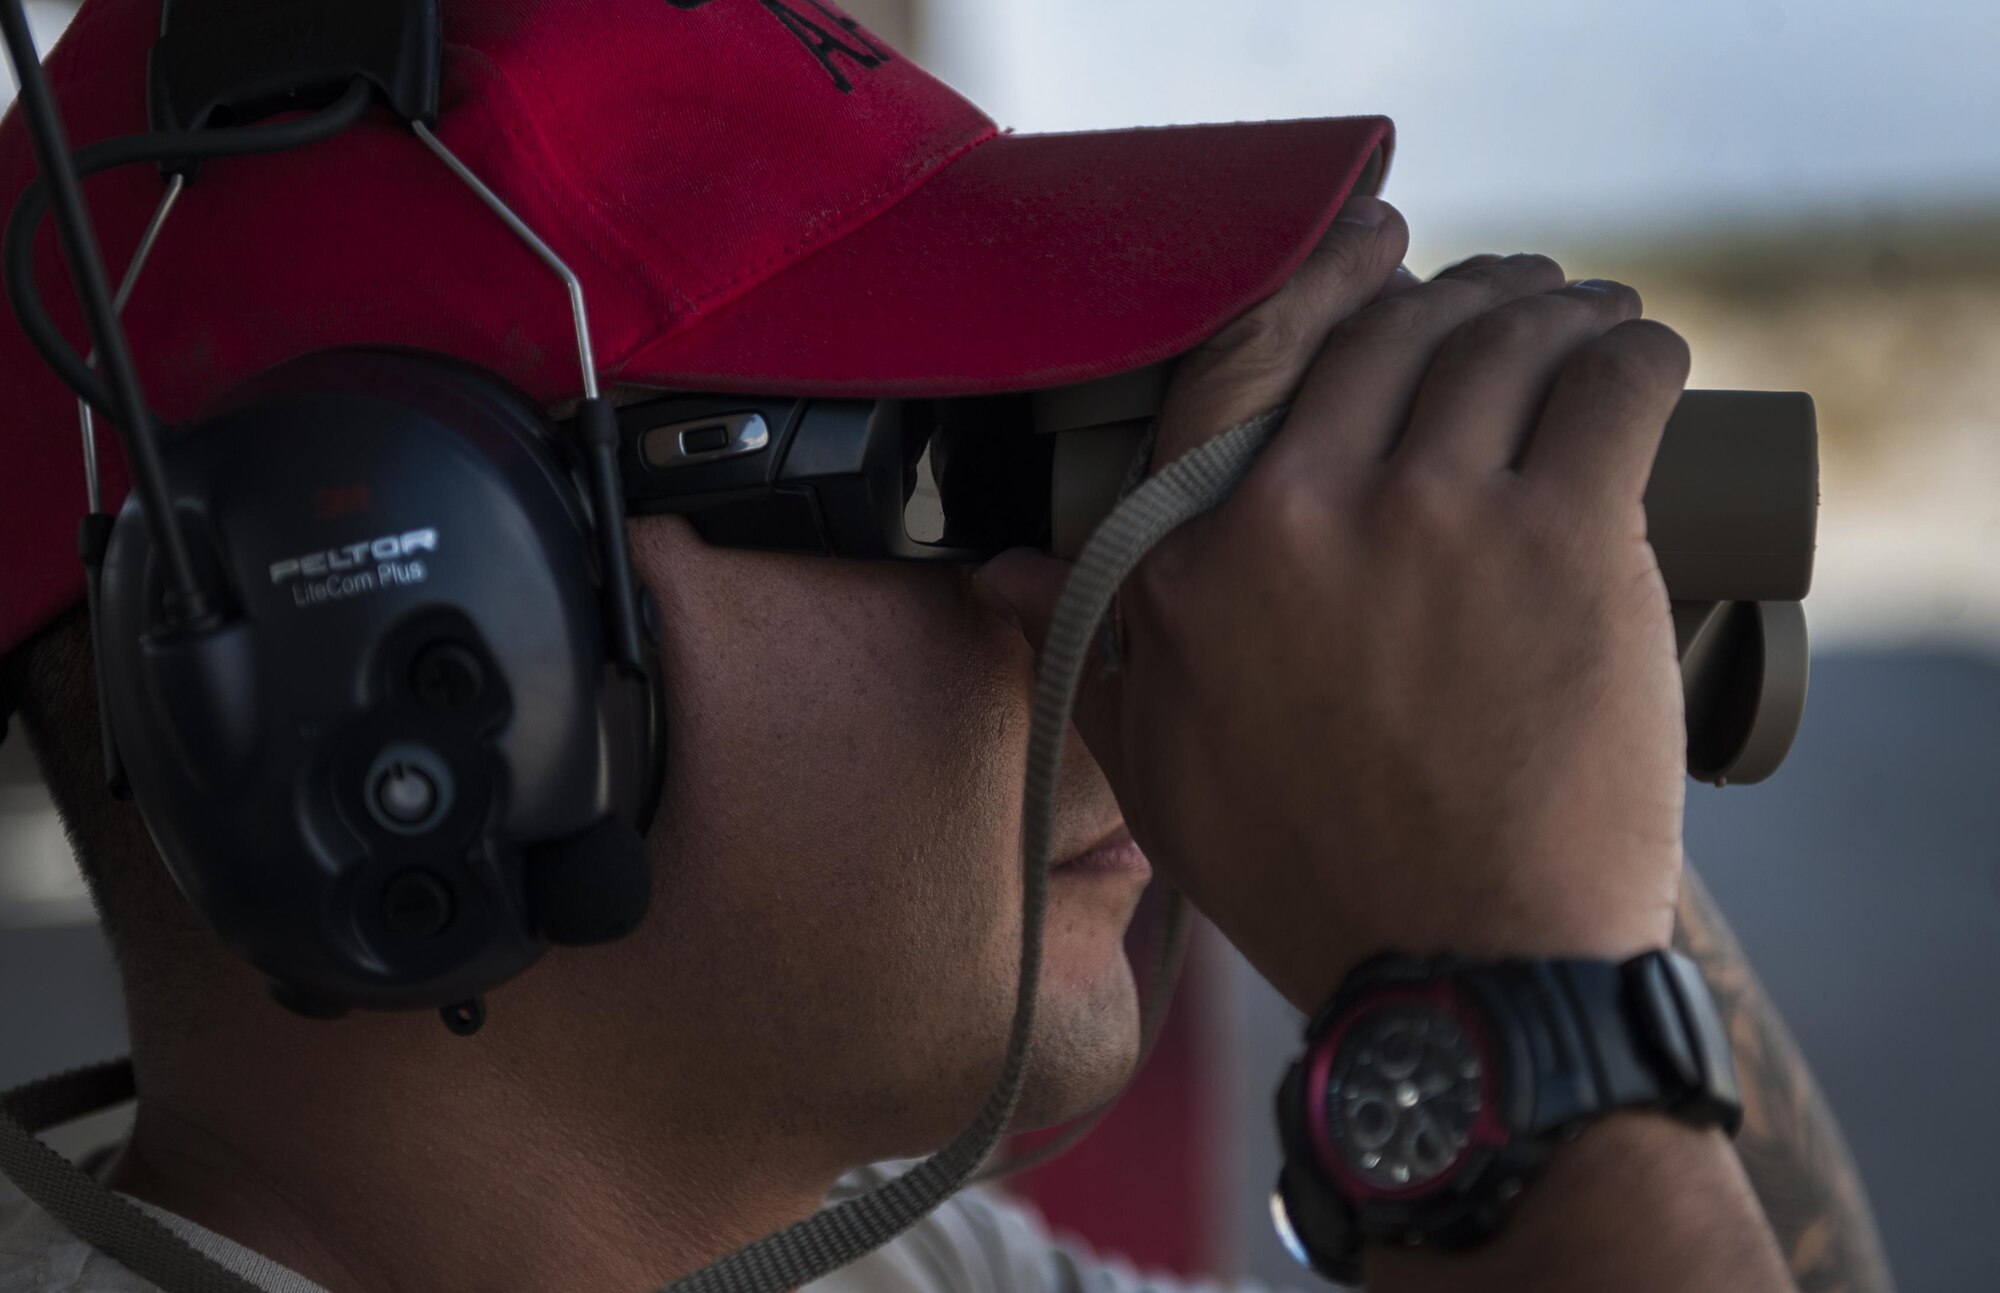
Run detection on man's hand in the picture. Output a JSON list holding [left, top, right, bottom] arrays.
[[982, 195, 1691, 1011], [979, 195, 1801, 1293]]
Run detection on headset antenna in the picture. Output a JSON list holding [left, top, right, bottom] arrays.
[[411, 120, 648, 678], [0, 0, 211, 629]]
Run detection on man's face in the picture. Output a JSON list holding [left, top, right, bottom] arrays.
[[551, 514, 1148, 1168]]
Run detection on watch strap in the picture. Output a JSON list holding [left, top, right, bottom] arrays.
[[1457, 951, 1743, 1138]]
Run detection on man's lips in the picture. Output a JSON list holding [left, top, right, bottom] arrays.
[[1054, 825, 1152, 879]]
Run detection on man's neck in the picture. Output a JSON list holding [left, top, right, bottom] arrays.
[[107, 982, 845, 1293]]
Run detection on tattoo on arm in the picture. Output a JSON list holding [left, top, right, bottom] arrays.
[[1674, 865, 1897, 1293]]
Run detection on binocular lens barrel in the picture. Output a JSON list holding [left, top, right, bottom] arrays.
[[1026, 372, 1818, 786], [1035, 372, 1817, 606]]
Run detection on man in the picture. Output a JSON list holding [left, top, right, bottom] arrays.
[[0, 1, 1890, 1290]]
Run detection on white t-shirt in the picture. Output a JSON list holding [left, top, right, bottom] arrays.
[[0, 1153, 1298, 1293]]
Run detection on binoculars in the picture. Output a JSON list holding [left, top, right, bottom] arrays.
[[613, 367, 1818, 785]]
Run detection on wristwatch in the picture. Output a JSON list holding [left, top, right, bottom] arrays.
[[1270, 950, 1742, 1285]]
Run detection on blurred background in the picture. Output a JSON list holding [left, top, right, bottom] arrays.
[[4, 1, 1996, 1289]]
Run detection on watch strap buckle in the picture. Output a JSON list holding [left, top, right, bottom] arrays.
[[1625, 950, 1745, 1135]]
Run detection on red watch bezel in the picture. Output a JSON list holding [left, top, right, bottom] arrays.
[[1303, 977, 1511, 1203]]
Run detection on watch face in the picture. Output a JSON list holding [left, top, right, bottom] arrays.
[[1324, 1000, 1487, 1193]]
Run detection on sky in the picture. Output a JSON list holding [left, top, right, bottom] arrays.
[[921, 0, 2000, 264], [6, 2, 70, 76]]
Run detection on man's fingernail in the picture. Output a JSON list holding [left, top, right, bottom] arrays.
[[1435, 253, 1505, 277], [1368, 264, 1422, 304], [1335, 195, 1390, 227]]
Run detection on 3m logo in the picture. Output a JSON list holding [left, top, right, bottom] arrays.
[[313, 483, 371, 521], [661, 0, 892, 93], [239, 0, 328, 54]]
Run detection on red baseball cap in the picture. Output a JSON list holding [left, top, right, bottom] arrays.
[[0, 0, 1392, 658]]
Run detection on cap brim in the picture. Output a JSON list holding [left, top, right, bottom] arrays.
[[615, 115, 1392, 398]]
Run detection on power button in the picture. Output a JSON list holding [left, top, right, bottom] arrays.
[[375, 763, 437, 824], [364, 744, 454, 835]]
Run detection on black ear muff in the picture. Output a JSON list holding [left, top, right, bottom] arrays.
[[526, 816, 652, 945], [4, 11, 670, 1030], [94, 350, 663, 1014]]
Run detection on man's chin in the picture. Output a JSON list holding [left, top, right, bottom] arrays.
[[1006, 957, 1144, 1134]]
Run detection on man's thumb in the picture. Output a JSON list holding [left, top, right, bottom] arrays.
[[974, 547, 1129, 780], [972, 547, 1066, 652]]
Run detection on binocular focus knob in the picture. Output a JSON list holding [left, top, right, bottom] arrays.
[[1677, 600, 1810, 786]]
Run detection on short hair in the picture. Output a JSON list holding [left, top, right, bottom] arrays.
[[1, 605, 226, 1032]]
